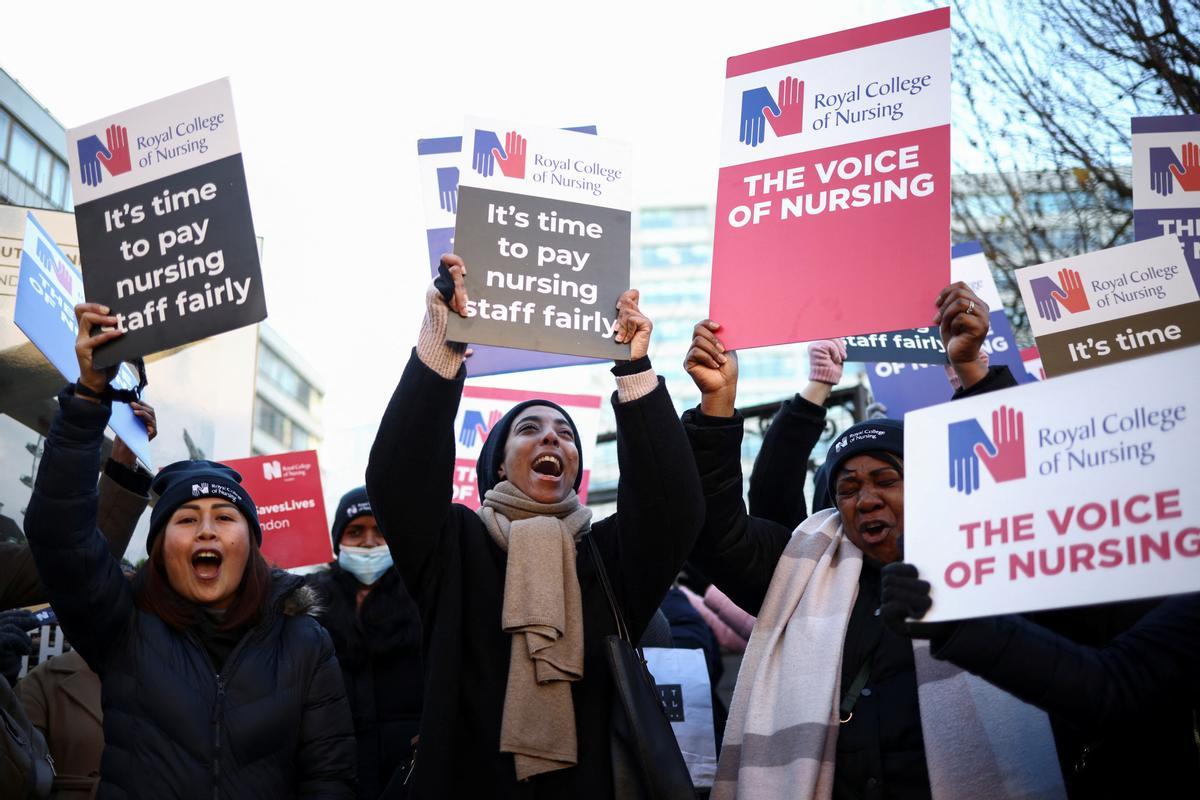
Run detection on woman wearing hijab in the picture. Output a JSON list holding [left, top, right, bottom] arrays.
[[309, 487, 423, 798], [365, 256, 704, 798], [681, 284, 1043, 800], [22, 303, 357, 799]]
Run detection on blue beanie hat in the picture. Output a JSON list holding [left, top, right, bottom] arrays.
[[148, 460, 262, 549], [331, 486, 373, 555], [476, 399, 584, 498], [823, 418, 905, 507]]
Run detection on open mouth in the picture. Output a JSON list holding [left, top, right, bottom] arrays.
[[859, 521, 891, 544], [191, 549, 223, 581], [532, 453, 564, 479]]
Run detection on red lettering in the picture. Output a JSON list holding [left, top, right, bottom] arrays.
[[959, 521, 981, 549], [1078, 502, 1106, 531], [945, 561, 971, 589], [1013, 514, 1035, 542], [1010, 551, 1036, 580], [1097, 539, 1123, 568], [1068, 543, 1095, 572], [1157, 489, 1182, 520], [1176, 528, 1200, 557], [1048, 507, 1074, 535], [1124, 494, 1151, 524], [974, 556, 995, 585]]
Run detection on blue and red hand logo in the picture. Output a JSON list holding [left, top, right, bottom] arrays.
[[948, 405, 1026, 495], [471, 129, 526, 179], [459, 409, 503, 448], [1030, 267, 1089, 323], [76, 124, 133, 187], [1148, 141, 1200, 197], [739, 76, 804, 147]]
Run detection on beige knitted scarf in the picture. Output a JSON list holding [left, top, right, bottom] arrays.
[[478, 481, 593, 781], [714, 508, 1064, 800]]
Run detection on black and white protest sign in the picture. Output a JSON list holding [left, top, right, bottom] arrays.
[[447, 117, 632, 360], [68, 79, 265, 368]]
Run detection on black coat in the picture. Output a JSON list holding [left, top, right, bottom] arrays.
[[24, 387, 357, 799], [365, 352, 704, 799], [932, 594, 1200, 798], [308, 565, 423, 799], [684, 367, 1018, 800]]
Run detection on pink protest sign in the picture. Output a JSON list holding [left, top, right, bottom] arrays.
[[710, 8, 951, 349]]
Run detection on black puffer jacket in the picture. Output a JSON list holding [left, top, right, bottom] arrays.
[[24, 386, 357, 799], [308, 565, 423, 798]]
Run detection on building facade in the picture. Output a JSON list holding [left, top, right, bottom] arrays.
[[0, 67, 72, 213], [253, 323, 324, 457]]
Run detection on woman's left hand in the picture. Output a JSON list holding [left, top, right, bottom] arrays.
[[933, 282, 990, 390], [880, 562, 954, 640], [614, 289, 653, 360]]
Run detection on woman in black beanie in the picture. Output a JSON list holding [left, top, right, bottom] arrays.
[[22, 303, 357, 799], [365, 256, 704, 798]]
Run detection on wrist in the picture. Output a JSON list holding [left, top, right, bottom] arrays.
[[74, 379, 107, 404], [799, 380, 833, 406], [952, 359, 988, 391], [699, 389, 736, 417]]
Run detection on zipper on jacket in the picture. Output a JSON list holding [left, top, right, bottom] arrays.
[[213, 675, 225, 800]]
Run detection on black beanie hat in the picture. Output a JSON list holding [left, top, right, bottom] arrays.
[[331, 486, 373, 555], [148, 460, 262, 549], [476, 399, 584, 498], [823, 418, 905, 507]]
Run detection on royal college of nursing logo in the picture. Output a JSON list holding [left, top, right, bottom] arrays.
[[1148, 141, 1200, 196], [947, 405, 1027, 496], [1029, 267, 1090, 323], [739, 76, 805, 147], [470, 129, 527, 179], [76, 124, 133, 187]]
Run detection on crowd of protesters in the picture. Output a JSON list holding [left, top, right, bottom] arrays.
[[0, 254, 1195, 800]]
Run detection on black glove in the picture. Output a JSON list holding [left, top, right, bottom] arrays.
[[0, 609, 37, 684], [433, 260, 455, 305], [880, 562, 954, 640]]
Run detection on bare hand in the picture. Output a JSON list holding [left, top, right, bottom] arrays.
[[111, 401, 157, 465], [74, 303, 123, 397], [933, 282, 990, 389], [614, 289, 653, 360], [685, 320, 738, 416]]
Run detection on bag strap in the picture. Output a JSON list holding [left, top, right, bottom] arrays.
[[585, 534, 632, 644], [839, 660, 871, 723]]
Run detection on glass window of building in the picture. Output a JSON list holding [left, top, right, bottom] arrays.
[[0, 108, 10, 160], [7, 123, 38, 183], [35, 148, 52, 195], [254, 397, 287, 442], [258, 345, 313, 409], [50, 160, 68, 207]]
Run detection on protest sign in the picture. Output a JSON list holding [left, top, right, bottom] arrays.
[[848, 243, 1024, 372], [1021, 346, 1045, 382], [1016, 235, 1199, 376], [1132, 115, 1200, 287], [904, 345, 1200, 622], [451, 385, 602, 510], [865, 242, 1027, 417], [221, 450, 332, 569], [68, 79, 265, 368], [13, 212, 152, 466], [447, 117, 632, 360], [709, 8, 950, 350], [417, 131, 604, 375]]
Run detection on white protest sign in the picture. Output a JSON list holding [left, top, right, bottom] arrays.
[[1016, 235, 1199, 376], [905, 345, 1200, 622]]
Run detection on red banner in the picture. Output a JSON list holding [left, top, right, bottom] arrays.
[[222, 450, 333, 569]]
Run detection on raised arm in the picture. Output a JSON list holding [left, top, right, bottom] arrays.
[[594, 290, 705, 637], [365, 256, 468, 610], [681, 320, 793, 615], [23, 304, 137, 669], [747, 340, 844, 529]]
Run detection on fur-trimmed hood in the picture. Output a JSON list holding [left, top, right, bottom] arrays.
[[271, 570, 325, 618]]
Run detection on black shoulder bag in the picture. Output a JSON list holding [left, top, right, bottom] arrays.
[[585, 534, 695, 800]]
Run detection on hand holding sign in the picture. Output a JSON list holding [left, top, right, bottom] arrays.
[[434, 254, 470, 317], [934, 282, 990, 390], [613, 289, 652, 359], [1168, 141, 1200, 192], [74, 302, 124, 396], [878, 563, 954, 639], [111, 401, 157, 466]]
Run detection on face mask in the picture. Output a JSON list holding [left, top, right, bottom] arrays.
[[337, 545, 393, 586]]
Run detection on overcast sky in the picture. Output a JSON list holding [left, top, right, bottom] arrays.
[[2, 0, 929, 497]]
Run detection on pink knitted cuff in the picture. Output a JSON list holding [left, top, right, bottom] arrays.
[[809, 364, 842, 385], [615, 369, 658, 403], [416, 284, 466, 379]]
